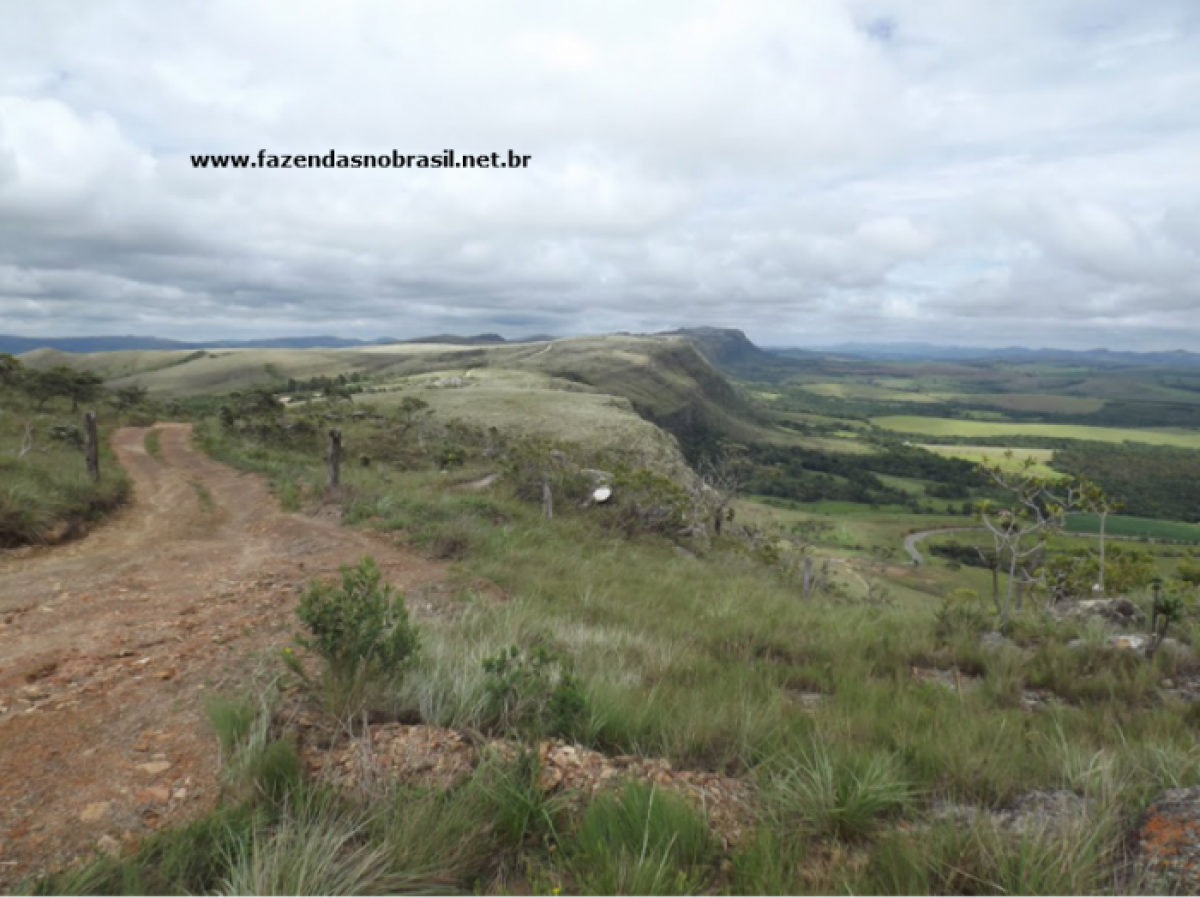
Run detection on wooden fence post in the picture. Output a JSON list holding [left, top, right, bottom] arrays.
[[541, 477, 553, 520], [327, 428, 342, 491], [84, 410, 99, 482]]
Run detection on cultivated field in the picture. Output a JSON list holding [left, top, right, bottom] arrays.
[[873, 415, 1200, 449]]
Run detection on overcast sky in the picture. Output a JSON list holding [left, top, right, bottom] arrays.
[[2, 1, 1199, 349]]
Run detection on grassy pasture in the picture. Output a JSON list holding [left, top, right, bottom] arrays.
[[361, 368, 690, 475], [801, 382, 944, 404], [917, 444, 1060, 475], [1064, 513, 1200, 543], [951, 392, 1105, 414], [874, 415, 1200, 449]]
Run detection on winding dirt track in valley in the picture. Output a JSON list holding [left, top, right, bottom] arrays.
[[0, 424, 448, 888]]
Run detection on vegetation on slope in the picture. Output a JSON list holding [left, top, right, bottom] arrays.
[[27, 345, 1200, 894], [0, 354, 138, 546]]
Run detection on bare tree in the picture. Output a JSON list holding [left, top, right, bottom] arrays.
[[698, 445, 746, 537]]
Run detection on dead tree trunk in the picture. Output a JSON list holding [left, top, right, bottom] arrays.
[[541, 477, 553, 520], [327, 428, 342, 491], [84, 411, 99, 481]]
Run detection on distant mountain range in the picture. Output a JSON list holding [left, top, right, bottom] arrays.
[[777, 342, 1200, 368], [0, 333, 547, 354], [5, 331, 1200, 369]]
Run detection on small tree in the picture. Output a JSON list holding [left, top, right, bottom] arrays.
[[976, 456, 1088, 628], [111, 383, 149, 411], [395, 395, 432, 438], [1080, 479, 1122, 595], [64, 370, 104, 412], [0, 353, 22, 388], [22, 366, 77, 411]]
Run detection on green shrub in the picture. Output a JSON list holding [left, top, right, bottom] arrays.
[[934, 588, 990, 642], [296, 555, 419, 682], [482, 645, 588, 740]]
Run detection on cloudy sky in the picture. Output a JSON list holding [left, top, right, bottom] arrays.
[[2, 1, 1199, 349]]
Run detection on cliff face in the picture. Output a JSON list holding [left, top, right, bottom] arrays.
[[535, 336, 759, 459], [661, 327, 767, 368]]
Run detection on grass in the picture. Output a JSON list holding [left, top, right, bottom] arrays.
[[560, 782, 715, 895], [217, 792, 442, 897], [764, 741, 912, 840], [917, 443, 1059, 475], [143, 428, 162, 460], [952, 392, 1106, 414], [361, 368, 689, 476], [873, 415, 1200, 449], [802, 382, 945, 404], [1064, 513, 1200, 543], [33, 391, 1200, 894], [189, 479, 216, 512], [0, 392, 132, 548]]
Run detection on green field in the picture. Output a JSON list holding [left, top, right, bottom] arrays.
[[917, 444, 1060, 475], [1064, 513, 1200, 543], [801, 382, 944, 404], [950, 392, 1105, 414], [874, 415, 1200, 449]]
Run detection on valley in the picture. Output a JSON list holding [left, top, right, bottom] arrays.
[[4, 328, 1200, 893]]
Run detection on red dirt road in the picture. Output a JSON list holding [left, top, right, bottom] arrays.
[[0, 424, 446, 888]]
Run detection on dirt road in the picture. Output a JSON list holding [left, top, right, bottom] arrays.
[[0, 424, 446, 887]]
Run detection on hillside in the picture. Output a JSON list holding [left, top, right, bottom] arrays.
[[21, 333, 766, 462], [1, 334, 393, 353]]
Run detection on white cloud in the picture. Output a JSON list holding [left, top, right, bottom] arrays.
[[0, 0, 1198, 348]]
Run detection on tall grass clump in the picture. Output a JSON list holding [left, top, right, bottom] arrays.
[[858, 811, 1125, 896], [764, 740, 912, 840], [205, 688, 302, 804], [559, 781, 714, 895], [218, 791, 444, 897], [26, 803, 262, 896]]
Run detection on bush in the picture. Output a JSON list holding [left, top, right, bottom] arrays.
[[295, 555, 419, 683], [603, 466, 693, 538], [934, 589, 991, 642], [482, 645, 588, 740]]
